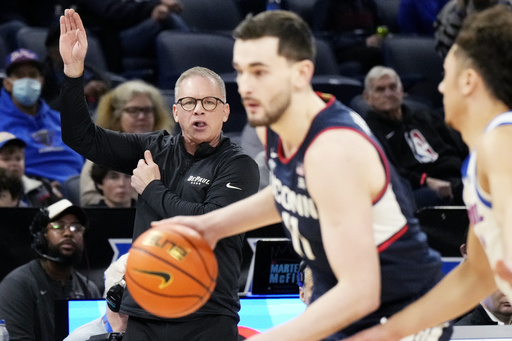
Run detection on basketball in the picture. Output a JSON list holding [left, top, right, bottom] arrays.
[[125, 223, 218, 318]]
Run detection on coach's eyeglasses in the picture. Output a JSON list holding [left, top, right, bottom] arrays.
[[176, 97, 225, 111], [47, 221, 86, 234]]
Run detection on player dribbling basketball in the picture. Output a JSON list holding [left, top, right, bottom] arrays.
[[155, 10, 451, 341]]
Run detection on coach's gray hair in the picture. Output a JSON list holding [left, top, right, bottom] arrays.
[[364, 66, 402, 91], [174, 66, 227, 101]]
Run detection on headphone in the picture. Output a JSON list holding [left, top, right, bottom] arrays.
[[29, 207, 63, 263], [106, 277, 126, 313]]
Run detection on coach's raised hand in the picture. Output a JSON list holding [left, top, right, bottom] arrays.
[[59, 8, 88, 78]]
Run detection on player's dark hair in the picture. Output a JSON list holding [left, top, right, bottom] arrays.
[[233, 10, 316, 64], [454, 5, 512, 109]]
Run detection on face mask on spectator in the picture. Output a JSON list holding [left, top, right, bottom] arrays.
[[12, 78, 41, 106]]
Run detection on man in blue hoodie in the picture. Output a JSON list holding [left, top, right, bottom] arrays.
[[0, 48, 84, 189]]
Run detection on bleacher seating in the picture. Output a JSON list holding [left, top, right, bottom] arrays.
[[1, 3, 464, 261], [314, 38, 341, 76], [381, 35, 444, 110], [155, 31, 236, 90], [16, 26, 108, 71], [179, 0, 243, 34]]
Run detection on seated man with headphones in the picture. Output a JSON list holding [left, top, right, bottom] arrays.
[[0, 199, 101, 341]]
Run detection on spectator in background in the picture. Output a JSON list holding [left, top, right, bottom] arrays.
[[362, 66, 467, 209], [80, 79, 173, 206], [71, 0, 189, 74], [0, 49, 84, 189], [0, 168, 23, 207], [397, 0, 450, 36], [0, 199, 101, 341], [89, 163, 136, 208], [0, 132, 60, 207], [434, 0, 512, 58], [42, 24, 110, 112]]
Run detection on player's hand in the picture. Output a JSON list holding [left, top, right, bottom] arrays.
[[152, 215, 219, 250], [425, 177, 453, 201], [59, 8, 88, 77], [131, 150, 161, 194]]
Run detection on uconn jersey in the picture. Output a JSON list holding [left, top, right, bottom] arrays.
[[266, 95, 445, 340], [462, 112, 512, 301]]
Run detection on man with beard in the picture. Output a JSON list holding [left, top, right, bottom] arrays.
[[0, 199, 100, 341]]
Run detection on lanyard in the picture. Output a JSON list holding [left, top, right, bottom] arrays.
[[102, 313, 113, 333]]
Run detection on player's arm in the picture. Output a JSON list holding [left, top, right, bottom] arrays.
[[153, 186, 282, 249], [345, 225, 497, 341], [478, 126, 512, 282], [249, 129, 384, 341]]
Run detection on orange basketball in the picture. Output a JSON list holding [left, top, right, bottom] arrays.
[[125, 223, 218, 318]]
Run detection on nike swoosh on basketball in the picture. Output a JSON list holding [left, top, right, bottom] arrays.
[[226, 183, 242, 190], [135, 269, 173, 289]]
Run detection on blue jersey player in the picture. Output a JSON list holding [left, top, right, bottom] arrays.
[[155, 10, 451, 341], [346, 5, 512, 341]]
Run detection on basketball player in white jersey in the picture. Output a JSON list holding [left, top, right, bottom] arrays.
[[344, 5, 512, 340]]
